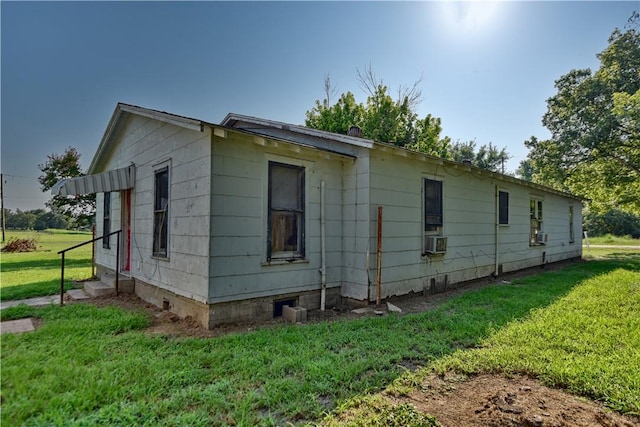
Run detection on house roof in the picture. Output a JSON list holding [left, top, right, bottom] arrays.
[[88, 103, 214, 174], [221, 113, 374, 149], [73, 103, 581, 202], [222, 113, 582, 202]]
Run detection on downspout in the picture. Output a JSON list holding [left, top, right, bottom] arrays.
[[494, 185, 500, 277], [320, 180, 327, 311], [376, 206, 383, 307]]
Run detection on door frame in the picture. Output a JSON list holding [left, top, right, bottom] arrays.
[[120, 189, 131, 273]]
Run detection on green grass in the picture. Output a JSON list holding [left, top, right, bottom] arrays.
[[2, 250, 639, 425], [584, 233, 640, 246], [1, 230, 94, 300], [428, 266, 640, 414]]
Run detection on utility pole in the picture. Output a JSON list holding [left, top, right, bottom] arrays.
[[1, 173, 5, 242]]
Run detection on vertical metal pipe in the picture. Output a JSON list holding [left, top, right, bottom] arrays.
[[1, 173, 5, 243], [376, 206, 383, 307], [91, 224, 96, 278], [320, 180, 326, 311], [495, 186, 500, 277], [60, 253, 65, 306]]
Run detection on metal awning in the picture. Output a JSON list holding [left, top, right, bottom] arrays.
[[51, 165, 135, 196]]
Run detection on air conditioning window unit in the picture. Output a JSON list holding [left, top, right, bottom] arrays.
[[536, 233, 548, 244], [425, 236, 447, 254]]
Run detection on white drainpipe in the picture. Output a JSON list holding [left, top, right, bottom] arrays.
[[494, 185, 500, 277], [320, 180, 327, 311]]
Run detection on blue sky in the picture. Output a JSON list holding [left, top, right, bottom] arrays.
[[1, 1, 636, 211]]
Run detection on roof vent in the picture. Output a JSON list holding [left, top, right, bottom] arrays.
[[347, 126, 362, 138]]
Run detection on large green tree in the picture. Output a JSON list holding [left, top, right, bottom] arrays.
[[305, 69, 454, 158], [523, 15, 640, 214], [38, 147, 96, 227], [448, 140, 510, 173]]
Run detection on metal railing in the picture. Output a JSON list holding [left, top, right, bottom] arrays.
[[58, 229, 121, 306]]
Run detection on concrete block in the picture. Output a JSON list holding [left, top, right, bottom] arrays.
[[84, 281, 115, 297], [100, 273, 135, 293], [387, 302, 403, 313], [283, 305, 307, 323]]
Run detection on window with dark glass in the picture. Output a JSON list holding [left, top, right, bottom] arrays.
[[569, 206, 575, 243], [103, 192, 111, 249], [499, 191, 509, 225], [153, 167, 169, 257], [424, 179, 443, 232], [268, 162, 304, 261]]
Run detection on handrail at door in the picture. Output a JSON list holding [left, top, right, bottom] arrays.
[[57, 229, 122, 306]]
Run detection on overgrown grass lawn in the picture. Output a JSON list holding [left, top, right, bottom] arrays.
[[1, 230, 93, 300], [2, 252, 639, 425]]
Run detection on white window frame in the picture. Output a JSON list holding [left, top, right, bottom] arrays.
[[498, 190, 509, 226], [529, 197, 544, 246], [103, 192, 111, 249], [267, 160, 306, 262], [153, 163, 170, 258], [423, 177, 443, 236]]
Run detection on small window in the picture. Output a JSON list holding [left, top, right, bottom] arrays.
[[153, 167, 169, 258], [530, 199, 543, 245], [268, 162, 305, 261], [103, 192, 111, 249], [569, 206, 575, 243], [498, 191, 509, 225], [424, 179, 443, 232]]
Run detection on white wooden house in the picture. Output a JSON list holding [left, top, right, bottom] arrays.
[[53, 103, 583, 328]]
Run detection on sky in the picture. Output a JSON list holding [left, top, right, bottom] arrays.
[[1, 1, 637, 212]]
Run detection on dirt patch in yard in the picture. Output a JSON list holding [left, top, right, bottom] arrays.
[[387, 372, 639, 427]]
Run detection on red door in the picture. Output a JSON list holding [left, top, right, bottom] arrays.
[[121, 189, 131, 272]]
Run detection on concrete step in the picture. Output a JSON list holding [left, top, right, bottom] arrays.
[[66, 289, 91, 301], [84, 281, 116, 298], [100, 273, 135, 293]]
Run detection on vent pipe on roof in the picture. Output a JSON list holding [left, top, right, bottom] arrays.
[[347, 126, 362, 138]]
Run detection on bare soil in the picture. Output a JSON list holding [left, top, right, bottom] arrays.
[[387, 373, 639, 427], [79, 258, 640, 426]]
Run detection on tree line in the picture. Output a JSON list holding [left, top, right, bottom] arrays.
[[2, 208, 69, 231]]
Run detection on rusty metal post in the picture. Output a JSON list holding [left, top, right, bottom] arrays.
[[376, 206, 383, 307], [91, 224, 96, 278], [115, 231, 120, 296], [60, 252, 65, 306]]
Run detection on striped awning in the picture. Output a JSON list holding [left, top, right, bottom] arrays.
[[51, 165, 135, 196]]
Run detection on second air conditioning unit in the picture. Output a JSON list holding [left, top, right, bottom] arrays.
[[425, 236, 448, 254]]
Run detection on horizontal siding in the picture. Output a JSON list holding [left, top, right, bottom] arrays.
[[94, 115, 212, 303], [209, 135, 348, 302], [366, 150, 582, 300]]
